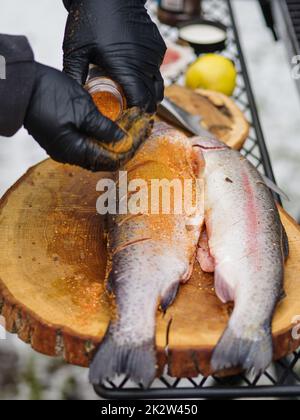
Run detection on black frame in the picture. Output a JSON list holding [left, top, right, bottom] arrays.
[[95, 384, 300, 400], [94, 0, 300, 400]]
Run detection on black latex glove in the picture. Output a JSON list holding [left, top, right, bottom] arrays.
[[24, 63, 152, 171], [63, 0, 166, 113]]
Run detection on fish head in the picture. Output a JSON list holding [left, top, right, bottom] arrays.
[[190, 137, 228, 177]]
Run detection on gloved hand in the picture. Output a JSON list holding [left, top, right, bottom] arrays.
[[63, 0, 166, 113], [24, 63, 152, 171]]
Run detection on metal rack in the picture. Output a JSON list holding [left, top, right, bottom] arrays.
[[273, 0, 300, 96], [94, 0, 300, 400]]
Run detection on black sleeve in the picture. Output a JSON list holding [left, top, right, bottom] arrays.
[[62, 0, 147, 11], [0, 35, 36, 137]]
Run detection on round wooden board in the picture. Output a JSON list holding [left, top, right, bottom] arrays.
[[0, 88, 299, 378], [164, 85, 250, 150], [1, 160, 300, 378]]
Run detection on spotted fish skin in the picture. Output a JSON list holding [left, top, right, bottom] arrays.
[[89, 123, 205, 387], [193, 137, 289, 375]]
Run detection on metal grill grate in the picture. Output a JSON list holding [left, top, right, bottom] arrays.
[[286, 0, 300, 43], [151, 0, 278, 193], [94, 0, 300, 400], [274, 0, 300, 95]]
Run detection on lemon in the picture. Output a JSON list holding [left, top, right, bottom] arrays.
[[185, 54, 237, 96]]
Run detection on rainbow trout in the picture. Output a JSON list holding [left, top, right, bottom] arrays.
[[90, 123, 205, 387], [194, 137, 289, 375], [90, 129, 288, 386]]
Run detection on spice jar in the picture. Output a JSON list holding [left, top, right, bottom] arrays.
[[85, 66, 134, 155], [85, 66, 127, 122], [158, 0, 202, 27]]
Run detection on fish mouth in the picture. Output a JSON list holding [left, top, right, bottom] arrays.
[[192, 137, 228, 151], [193, 145, 227, 151]]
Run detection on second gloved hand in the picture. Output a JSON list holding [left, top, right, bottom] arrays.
[[24, 63, 151, 171], [63, 0, 166, 113]]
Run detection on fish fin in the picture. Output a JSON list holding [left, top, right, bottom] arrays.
[[197, 228, 215, 273], [106, 271, 115, 294], [214, 267, 234, 304], [211, 324, 273, 376], [282, 224, 289, 262], [160, 282, 180, 312], [181, 263, 194, 284], [197, 248, 215, 273], [279, 289, 287, 301], [89, 327, 157, 388], [261, 175, 290, 202]]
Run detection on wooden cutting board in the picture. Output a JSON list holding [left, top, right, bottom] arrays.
[[164, 85, 250, 150], [0, 88, 299, 378]]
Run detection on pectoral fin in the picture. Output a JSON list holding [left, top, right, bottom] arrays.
[[261, 176, 290, 202]]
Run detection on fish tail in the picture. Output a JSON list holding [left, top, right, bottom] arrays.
[[211, 322, 273, 376], [89, 326, 157, 388]]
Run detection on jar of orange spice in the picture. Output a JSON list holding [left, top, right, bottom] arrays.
[[85, 66, 136, 155], [85, 66, 127, 122]]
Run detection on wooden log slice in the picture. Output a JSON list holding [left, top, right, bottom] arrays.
[[165, 85, 250, 149], [0, 89, 299, 378]]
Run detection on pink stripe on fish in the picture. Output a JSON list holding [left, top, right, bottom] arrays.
[[241, 168, 261, 271]]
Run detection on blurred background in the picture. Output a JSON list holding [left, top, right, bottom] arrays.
[[0, 0, 299, 400]]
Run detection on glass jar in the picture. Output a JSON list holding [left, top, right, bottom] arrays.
[[85, 66, 134, 155], [158, 0, 202, 27], [85, 66, 127, 122]]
